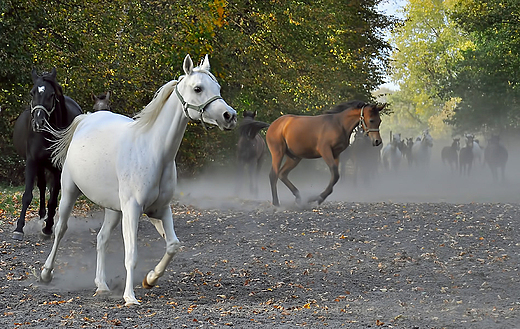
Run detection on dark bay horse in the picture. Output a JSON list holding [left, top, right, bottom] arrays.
[[340, 127, 382, 186], [266, 100, 385, 206], [236, 111, 270, 197], [441, 138, 460, 172], [459, 136, 474, 176], [92, 91, 111, 111], [484, 135, 508, 182], [12, 68, 82, 240]]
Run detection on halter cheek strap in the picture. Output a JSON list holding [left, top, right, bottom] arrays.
[[175, 85, 223, 130], [359, 106, 379, 136]]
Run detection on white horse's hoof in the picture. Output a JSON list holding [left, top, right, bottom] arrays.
[[40, 268, 53, 283], [124, 299, 140, 306], [93, 288, 111, 297], [12, 231, 24, 241], [142, 270, 156, 289]]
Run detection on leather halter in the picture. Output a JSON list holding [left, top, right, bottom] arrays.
[[30, 97, 56, 118], [359, 105, 379, 136], [175, 85, 222, 130]]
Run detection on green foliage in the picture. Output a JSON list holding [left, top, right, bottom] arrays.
[[0, 0, 396, 184], [447, 0, 520, 133], [387, 0, 470, 138], [388, 0, 520, 137]]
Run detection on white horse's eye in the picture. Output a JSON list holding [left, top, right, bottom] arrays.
[[194, 86, 202, 93]]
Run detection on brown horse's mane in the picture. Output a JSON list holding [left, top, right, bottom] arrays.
[[325, 100, 369, 114]]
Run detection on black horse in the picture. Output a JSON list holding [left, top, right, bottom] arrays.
[[484, 135, 508, 182], [235, 111, 270, 197], [12, 68, 82, 240]]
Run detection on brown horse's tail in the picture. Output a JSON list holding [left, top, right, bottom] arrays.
[[48, 114, 87, 169]]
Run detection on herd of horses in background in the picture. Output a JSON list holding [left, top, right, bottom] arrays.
[[236, 115, 511, 203]]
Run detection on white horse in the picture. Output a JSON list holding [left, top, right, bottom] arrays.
[[40, 55, 237, 306], [465, 134, 483, 165], [411, 129, 433, 168], [381, 133, 402, 172]]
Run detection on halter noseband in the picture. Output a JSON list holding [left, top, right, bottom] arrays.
[[175, 85, 223, 130], [30, 97, 56, 118], [359, 105, 379, 136]]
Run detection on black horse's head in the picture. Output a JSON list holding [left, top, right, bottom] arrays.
[[30, 68, 65, 132]]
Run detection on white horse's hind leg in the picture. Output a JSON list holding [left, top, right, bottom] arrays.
[[40, 173, 81, 283], [94, 209, 122, 294], [149, 217, 165, 238], [143, 206, 180, 289], [121, 202, 141, 306]]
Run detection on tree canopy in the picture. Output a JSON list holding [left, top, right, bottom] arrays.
[[0, 0, 397, 184], [386, 0, 520, 138]]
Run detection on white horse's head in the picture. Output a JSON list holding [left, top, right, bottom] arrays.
[[176, 54, 237, 130]]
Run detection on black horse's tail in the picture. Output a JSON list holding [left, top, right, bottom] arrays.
[[238, 119, 270, 139], [47, 114, 87, 169]]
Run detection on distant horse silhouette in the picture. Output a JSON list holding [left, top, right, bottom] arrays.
[[465, 133, 483, 165], [236, 111, 270, 197], [266, 100, 385, 206], [92, 91, 111, 111], [340, 127, 382, 186], [441, 138, 460, 172], [401, 137, 414, 167], [12, 68, 82, 240], [459, 136, 474, 176], [484, 135, 508, 182], [381, 132, 402, 172], [411, 129, 433, 168]]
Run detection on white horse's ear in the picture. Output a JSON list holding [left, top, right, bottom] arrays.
[[183, 54, 193, 75], [200, 54, 210, 71], [105, 91, 110, 99]]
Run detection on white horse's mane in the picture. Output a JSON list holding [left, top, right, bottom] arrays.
[[51, 64, 220, 167], [131, 66, 219, 131]]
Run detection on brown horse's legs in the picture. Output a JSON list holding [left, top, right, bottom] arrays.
[[278, 157, 302, 204], [310, 157, 339, 205], [268, 145, 286, 206], [269, 168, 280, 206]]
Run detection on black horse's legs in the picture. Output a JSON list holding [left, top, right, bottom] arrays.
[[13, 161, 37, 240], [42, 169, 60, 237], [278, 157, 302, 204], [253, 157, 263, 197], [36, 169, 47, 220], [235, 159, 245, 196], [248, 162, 257, 196]]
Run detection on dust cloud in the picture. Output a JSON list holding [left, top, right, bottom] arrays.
[[15, 137, 518, 296], [176, 137, 520, 208]]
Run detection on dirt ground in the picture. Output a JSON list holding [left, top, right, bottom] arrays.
[[1, 144, 520, 328]]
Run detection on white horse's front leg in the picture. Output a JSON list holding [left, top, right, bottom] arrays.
[[121, 203, 142, 306], [94, 209, 121, 295], [143, 206, 180, 289]]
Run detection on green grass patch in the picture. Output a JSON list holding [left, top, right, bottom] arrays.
[[0, 184, 100, 225]]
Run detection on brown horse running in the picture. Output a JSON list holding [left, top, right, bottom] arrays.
[[266, 100, 385, 206]]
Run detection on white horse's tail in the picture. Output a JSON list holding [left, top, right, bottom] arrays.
[[48, 114, 87, 169]]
